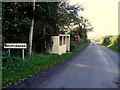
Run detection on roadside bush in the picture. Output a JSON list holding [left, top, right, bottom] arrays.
[[86, 39, 90, 43], [70, 37, 89, 52], [2, 51, 12, 68], [100, 35, 120, 52], [103, 37, 110, 44], [80, 38, 85, 44], [102, 36, 119, 46], [109, 36, 117, 45], [2, 51, 22, 70], [70, 38, 78, 52]]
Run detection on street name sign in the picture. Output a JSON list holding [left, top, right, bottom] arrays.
[[4, 43, 27, 60], [4, 43, 27, 49]]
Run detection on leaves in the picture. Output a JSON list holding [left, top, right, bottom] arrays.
[[2, 2, 31, 44], [2, 2, 85, 53]]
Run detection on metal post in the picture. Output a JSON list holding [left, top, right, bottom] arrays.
[[22, 49, 24, 60], [8, 49, 10, 57]]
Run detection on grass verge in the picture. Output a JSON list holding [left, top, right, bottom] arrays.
[[107, 44, 120, 52], [101, 43, 120, 52], [2, 43, 89, 88]]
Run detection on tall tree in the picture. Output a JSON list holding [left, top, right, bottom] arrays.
[[2, 1, 85, 54], [2, 2, 32, 44]]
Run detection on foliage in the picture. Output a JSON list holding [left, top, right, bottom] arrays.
[[70, 38, 78, 51], [107, 44, 120, 52], [99, 35, 120, 52], [33, 2, 83, 53], [109, 36, 117, 45], [70, 36, 89, 52], [69, 16, 93, 42], [2, 51, 23, 69], [2, 2, 84, 54], [73, 42, 89, 53], [33, 2, 60, 53], [101, 35, 117, 45], [2, 2, 32, 44], [69, 16, 92, 52]]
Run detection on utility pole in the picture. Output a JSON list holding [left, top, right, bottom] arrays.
[[29, 0, 35, 55]]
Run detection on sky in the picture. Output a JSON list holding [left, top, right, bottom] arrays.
[[69, 0, 119, 39]]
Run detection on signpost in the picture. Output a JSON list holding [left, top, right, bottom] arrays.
[[4, 43, 27, 60]]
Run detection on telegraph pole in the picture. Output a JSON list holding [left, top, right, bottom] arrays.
[[29, 0, 35, 55]]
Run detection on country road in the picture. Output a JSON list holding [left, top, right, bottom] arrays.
[[9, 43, 119, 88]]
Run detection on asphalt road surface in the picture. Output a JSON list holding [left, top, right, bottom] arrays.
[[9, 43, 119, 88]]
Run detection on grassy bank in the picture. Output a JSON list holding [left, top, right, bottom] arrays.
[[104, 44, 120, 52], [2, 42, 89, 88], [99, 35, 120, 52]]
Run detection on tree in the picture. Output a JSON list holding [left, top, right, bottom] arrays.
[[2, 2, 33, 56], [2, 2, 32, 44], [69, 16, 93, 41], [2, 1, 85, 54], [32, 2, 84, 53]]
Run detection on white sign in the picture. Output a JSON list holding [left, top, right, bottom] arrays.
[[4, 43, 27, 49]]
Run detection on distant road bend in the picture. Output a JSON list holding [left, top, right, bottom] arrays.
[[9, 43, 119, 88]]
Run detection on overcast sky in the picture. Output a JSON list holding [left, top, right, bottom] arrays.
[[69, 0, 118, 39]]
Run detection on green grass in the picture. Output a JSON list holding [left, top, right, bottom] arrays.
[[2, 42, 89, 88], [100, 43, 120, 52], [107, 44, 120, 52]]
